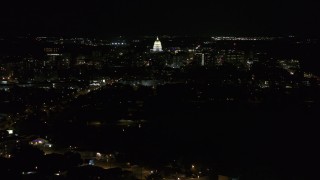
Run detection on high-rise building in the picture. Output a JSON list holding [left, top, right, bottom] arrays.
[[151, 37, 163, 52], [44, 47, 62, 69]]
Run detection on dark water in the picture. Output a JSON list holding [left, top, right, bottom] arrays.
[[50, 106, 320, 176]]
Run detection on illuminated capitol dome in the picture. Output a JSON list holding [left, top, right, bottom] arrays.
[[152, 37, 163, 52]]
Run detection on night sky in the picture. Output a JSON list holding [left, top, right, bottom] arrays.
[[0, 0, 319, 36]]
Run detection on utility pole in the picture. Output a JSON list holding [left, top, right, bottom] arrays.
[[141, 166, 143, 180]]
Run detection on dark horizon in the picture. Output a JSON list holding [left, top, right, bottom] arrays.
[[0, 33, 319, 39], [0, 1, 319, 37]]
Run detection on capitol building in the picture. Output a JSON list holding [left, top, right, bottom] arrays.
[[151, 37, 163, 52]]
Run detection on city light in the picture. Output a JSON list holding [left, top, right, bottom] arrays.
[[0, 32, 317, 180]]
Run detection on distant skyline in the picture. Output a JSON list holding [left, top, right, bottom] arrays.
[[0, 0, 319, 37]]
